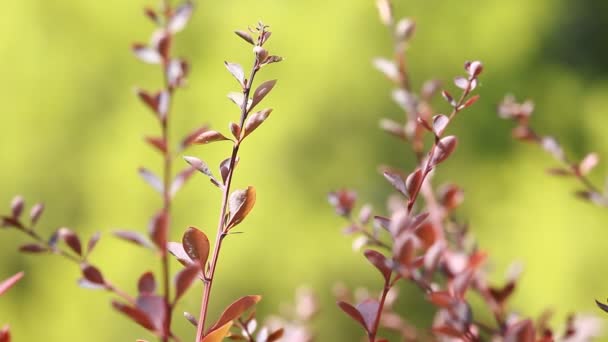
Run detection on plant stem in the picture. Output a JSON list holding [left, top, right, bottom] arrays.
[[195, 60, 260, 341], [368, 276, 393, 342]]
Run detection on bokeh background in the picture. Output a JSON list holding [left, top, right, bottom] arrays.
[[2, 0, 608, 340]]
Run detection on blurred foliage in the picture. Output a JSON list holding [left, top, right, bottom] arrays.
[[1, 0, 608, 341]]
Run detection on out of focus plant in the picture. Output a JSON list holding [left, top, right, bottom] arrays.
[[328, 1, 602, 341], [0, 1, 285, 341], [0, 272, 23, 342]]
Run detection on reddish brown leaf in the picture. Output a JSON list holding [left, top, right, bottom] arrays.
[[19, 243, 48, 254], [405, 168, 423, 199], [182, 227, 210, 268], [149, 211, 168, 253], [226, 187, 257, 229], [461, 94, 480, 109], [57, 227, 82, 256], [427, 291, 454, 308], [244, 108, 272, 138], [208, 295, 261, 334], [0, 325, 9, 342], [229, 122, 241, 140], [174, 263, 200, 303], [181, 125, 209, 151], [267, 328, 284, 342], [112, 300, 156, 332], [431, 136, 458, 166], [356, 299, 380, 332], [138, 272, 156, 295], [250, 80, 277, 111], [136, 294, 166, 334], [337, 301, 368, 333], [194, 130, 231, 144], [0, 272, 24, 296], [145, 136, 167, 154], [364, 250, 391, 282], [81, 264, 105, 285]]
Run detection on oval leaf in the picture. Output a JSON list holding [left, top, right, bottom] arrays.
[[383, 171, 407, 197], [208, 295, 261, 334], [226, 187, 257, 229], [250, 80, 277, 111], [431, 136, 457, 166], [364, 250, 391, 282], [138, 272, 156, 295], [138, 168, 163, 194], [432, 114, 449, 137], [225, 62, 245, 86], [182, 227, 210, 268], [194, 131, 230, 145], [174, 263, 200, 303], [244, 109, 272, 138], [337, 301, 368, 333], [202, 322, 233, 342]]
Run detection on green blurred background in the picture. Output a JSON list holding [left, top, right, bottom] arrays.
[[2, 0, 608, 340]]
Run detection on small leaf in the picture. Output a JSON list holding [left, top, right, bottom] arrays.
[[432, 114, 449, 136], [136, 294, 167, 334], [453, 77, 468, 90], [138, 272, 156, 295], [86, 231, 101, 256], [184, 312, 198, 326], [431, 136, 458, 166], [226, 187, 257, 229], [202, 322, 233, 342], [167, 242, 193, 266], [267, 328, 284, 342], [461, 94, 480, 109], [194, 131, 231, 145], [356, 299, 380, 332], [225, 62, 245, 86], [174, 263, 200, 303], [29, 203, 44, 225], [383, 171, 407, 197], [182, 227, 210, 268], [57, 227, 83, 256], [138, 168, 163, 194], [0, 325, 10, 342], [220, 157, 233, 185], [149, 211, 168, 252], [244, 108, 272, 138], [227, 92, 247, 109], [10, 196, 23, 218], [372, 58, 398, 82], [380, 118, 405, 139], [250, 80, 277, 111], [136, 89, 159, 114], [208, 295, 261, 334], [112, 300, 156, 332], [180, 125, 209, 151], [441, 90, 456, 106], [168, 3, 193, 33], [364, 250, 391, 282], [170, 167, 197, 198], [113, 230, 153, 249], [235, 30, 254, 45], [579, 153, 599, 176], [81, 264, 105, 285], [132, 43, 162, 64], [0, 272, 24, 296], [145, 137, 167, 154], [375, 0, 393, 25], [427, 291, 454, 308], [337, 301, 368, 333], [184, 156, 213, 177], [596, 299, 608, 313], [405, 169, 423, 198], [157, 91, 170, 121], [229, 122, 241, 140], [19, 243, 48, 254]]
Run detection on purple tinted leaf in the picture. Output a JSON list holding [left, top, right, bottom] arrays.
[[395, 18, 415, 41], [138, 272, 156, 295], [225, 62, 245, 86], [356, 299, 380, 332], [432, 114, 449, 137], [19, 243, 48, 254], [149, 211, 168, 252], [372, 58, 398, 81], [114, 230, 153, 249], [132, 44, 162, 64], [244, 108, 272, 138], [138, 168, 163, 194], [454, 77, 468, 90], [405, 168, 423, 199], [10, 196, 24, 218], [112, 300, 156, 332], [227, 92, 247, 109], [57, 227, 82, 256], [219, 157, 232, 184], [383, 170, 408, 197], [431, 136, 458, 166], [174, 263, 200, 303], [168, 3, 193, 33], [234, 30, 254, 45], [337, 301, 368, 333], [86, 231, 101, 256], [193, 130, 231, 145], [137, 294, 167, 334], [167, 242, 193, 266], [364, 250, 391, 282], [250, 80, 277, 111], [81, 264, 105, 285], [29, 203, 44, 225], [184, 311, 198, 326]]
